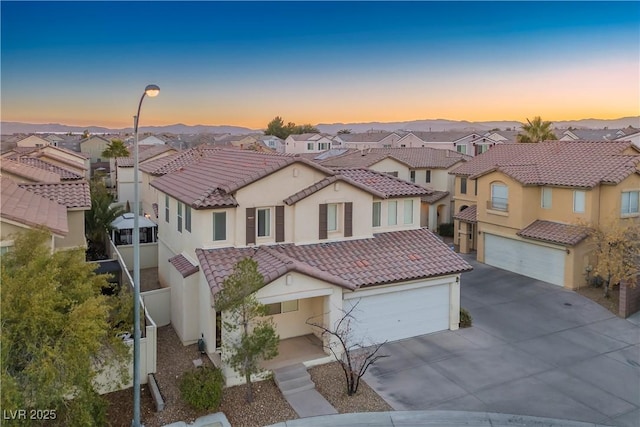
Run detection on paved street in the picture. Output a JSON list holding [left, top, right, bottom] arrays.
[[364, 256, 640, 426]]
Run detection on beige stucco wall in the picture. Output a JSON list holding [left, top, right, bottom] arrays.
[[0, 220, 28, 242], [42, 146, 89, 170], [117, 166, 136, 206], [81, 137, 110, 163], [369, 158, 410, 181], [113, 243, 158, 269], [16, 135, 50, 147], [396, 134, 426, 148], [54, 209, 87, 249]]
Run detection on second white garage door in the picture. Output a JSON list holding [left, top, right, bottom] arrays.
[[343, 283, 450, 345], [484, 233, 565, 286]]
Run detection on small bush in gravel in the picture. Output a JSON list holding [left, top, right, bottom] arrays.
[[460, 308, 472, 328], [180, 367, 224, 411]]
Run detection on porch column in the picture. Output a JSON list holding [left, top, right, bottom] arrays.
[[428, 204, 438, 231], [459, 222, 470, 254], [324, 289, 344, 358]]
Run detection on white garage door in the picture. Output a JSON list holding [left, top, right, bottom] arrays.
[[343, 283, 450, 344], [484, 234, 565, 286]]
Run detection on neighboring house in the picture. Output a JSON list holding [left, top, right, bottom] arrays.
[[139, 135, 168, 146], [616, 130, 640, 148], [114, 145, 178, 210], [257, 135, 285, 153], [150, 148, 472, 384], [559, 128, 627, 142], [450, 140, 640, 289], [3, 145, 90, 180], [453, 134, 503, 157], [18, 181, 91, 249], [483, 130, 520, 143], [44, 134, 64, 146], [339, 131, 401, 150], [80, 135, 113, 164], [0, 177, 69, 253], [284, 133, 338, 153], [314, 147, 470, 229], [1, 158, 61, 183], [15, 134, 51, 148]]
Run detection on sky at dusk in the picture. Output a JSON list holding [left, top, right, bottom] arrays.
[[1, 1, 639, 130]]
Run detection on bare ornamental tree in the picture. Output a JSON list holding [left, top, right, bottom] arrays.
[[306, 301, 388, 396]]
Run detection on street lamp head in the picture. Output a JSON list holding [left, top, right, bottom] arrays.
[[145, 84, 160, 97]]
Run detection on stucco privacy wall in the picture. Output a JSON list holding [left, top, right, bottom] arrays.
[[53, 210, 86, 249]]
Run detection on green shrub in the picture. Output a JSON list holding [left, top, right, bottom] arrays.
[[438, 223, 454, 237], [180, 367, 224, 411], [460, 308, 472, 328]]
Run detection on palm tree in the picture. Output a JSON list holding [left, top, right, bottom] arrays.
[[517, 117, 558, 143], [101, 139, 130, 158], [85, 178, 125, 259]]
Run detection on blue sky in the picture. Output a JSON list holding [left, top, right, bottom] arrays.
[[2, 1, 639, 129]]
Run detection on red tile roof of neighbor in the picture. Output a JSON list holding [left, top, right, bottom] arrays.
[[1, 177, 68, 236], [317, 147, 471, 169], [1, 158, 61, 182], [196, 228, 473, 295], [116, 145, 177, 167], [150, 148, 335, 208], [168, 254, 200, 278], [453, 205, 477, 224], [517, 220, 590, 246], [34, 152, 88, 171], [11, 157, 84, 180], [18, 181, 91, 209], [421, 191, 450, 204], [139, 146, 222, 175], [451, 141, 640, 188], [283, 169, 430, 205]]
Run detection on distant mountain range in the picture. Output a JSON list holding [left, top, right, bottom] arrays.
[[2, 116, 638, 135]]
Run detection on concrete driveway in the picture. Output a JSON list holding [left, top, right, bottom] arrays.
[[364, 256, 640, 427]]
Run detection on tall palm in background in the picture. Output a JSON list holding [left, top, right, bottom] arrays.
[[517, 116, 558, 143], [101, 139, 130, 158]]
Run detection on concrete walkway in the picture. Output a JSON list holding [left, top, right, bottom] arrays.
[[267, 410, 613, 426], [273, 363, 337, 418]]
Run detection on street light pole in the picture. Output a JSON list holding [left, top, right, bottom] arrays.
[[132, 84, 159, 427]]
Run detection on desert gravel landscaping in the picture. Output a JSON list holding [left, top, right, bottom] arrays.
[[105, 325, 392, 426]]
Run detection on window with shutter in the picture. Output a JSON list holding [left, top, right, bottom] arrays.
[[275, 206, 285, 242], [344, 202, 353, 237], [246, 208, 256, 245], [319, 204, 328, 240]]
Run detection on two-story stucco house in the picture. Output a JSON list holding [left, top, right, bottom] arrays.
[[284, 133, 336, 154], [313, 147, 470, 230], [450, 140, 640, 289], [149, 148, 472, 384], [339, 131, 401, 150]]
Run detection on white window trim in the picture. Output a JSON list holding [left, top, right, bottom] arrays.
[[573, 190, 586, 213], [257, 207, 272, 238], [621, 190, 640, 216], [404, 199, 414, 225], [212, 211, 227, 242], [388, 201, 398, 226], [372, 201, 382, 228], [327, 203, 340, 232], [541, 187, 552, 209], [490, 183, 508, 211]]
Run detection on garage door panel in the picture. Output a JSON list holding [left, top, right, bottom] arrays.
[[344, 284, 450, 344], [484, 234, 565, 286]]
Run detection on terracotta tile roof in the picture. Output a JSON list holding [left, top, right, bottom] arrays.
[[336, 169, 430, 197], [318, 147, 470, 169], [453, 205, 477, 223], [34, 152, 88, 171], [116, 145, 177, 167], [451, 141, 640, 188], [12, 157, 83, 180], [139, 146, 221, 175], [168, 254, 200, 278], [517, 220, 590, 246], [421, 190, 450, 204], [1, 158, 61, 182], [339, 132, 398, 143], [18, 181, 91, 209], [1, 177, 68, 235], [405, 131, 478, 143], [196, 228, 472, 295], [45, 145, 90, 160], [150, 149, 334, 208]]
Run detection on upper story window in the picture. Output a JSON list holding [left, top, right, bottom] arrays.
[[425, 170, 431, 183], [306, 142, 314, 151], [318, 142, 329, 151], [165, 195, 170, 223], [457, 145, 467, 154], [490, 183, 508, 211], [388, 201, 398, 225], [319, 203, 352, 240], [621, 191, 639, 216], [327, 203, 340, 232], [177, 203, 183, 232], [541, 187, 552, 209], [213, 211, 226, 241], [460, 178, 467, 195], [477, 144, 489, 154], [185, 205, 192, 232], [410, 170, 416, 183], [386, 171, 399, 177], [573, 190, 585, 213], [257, 208, 271, 237], [404, 199, 414, 224], [372, 201, 381, 227], [474, 179, 478, 196]]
